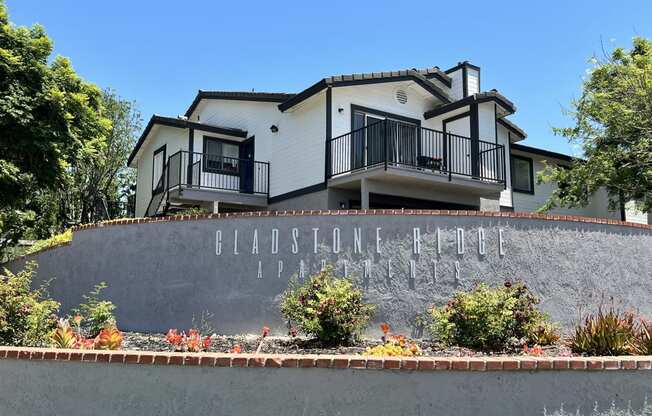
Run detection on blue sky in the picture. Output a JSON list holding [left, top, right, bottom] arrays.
[[6, 0, 651, 155]]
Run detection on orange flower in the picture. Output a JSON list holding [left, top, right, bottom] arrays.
[[165, 329, 182, 346], [230, 344, 242, 354], [72, 315, 83, 326], [409, 343, 419, 354], [380, 323, 390, 334]]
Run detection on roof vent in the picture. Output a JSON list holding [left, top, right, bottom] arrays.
[[395, 89, 408, 104]]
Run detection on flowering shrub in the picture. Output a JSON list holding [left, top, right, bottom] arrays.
[[0, 262, 60, 346], [428, 281, 558, 351], [281, 266, 375, 345], [638, 319, 652, 355], [569, 308, 640, 356], [25, 229, 73, 255], [365, 324, 421, 357], [165, 329, 211, 352]]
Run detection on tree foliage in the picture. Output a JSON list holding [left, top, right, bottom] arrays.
[[539, 37, 652, 213], [0, 1, 140, 258]]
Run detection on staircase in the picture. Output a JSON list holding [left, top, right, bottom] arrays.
[[145, 162, 169, 217]]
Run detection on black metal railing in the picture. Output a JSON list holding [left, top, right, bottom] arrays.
[[167, 151, 270, 196], [325, 119, 505, 185]]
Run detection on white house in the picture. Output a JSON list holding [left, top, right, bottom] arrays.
[[128, 61, 650, 224]]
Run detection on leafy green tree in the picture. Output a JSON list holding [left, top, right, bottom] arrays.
[[0, 0, 113, 255], [539, 37, 652, 214]]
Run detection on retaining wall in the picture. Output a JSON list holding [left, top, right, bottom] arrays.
[[7, 210, 652, 334]]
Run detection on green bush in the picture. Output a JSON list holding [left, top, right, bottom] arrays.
[[72, 282, 116, 337], [25, 229, 73, 255], [569, 307, 640, 356], [0, 262, 60, 346], [281, 266, 375, 345], [428, 281, 559, 351]]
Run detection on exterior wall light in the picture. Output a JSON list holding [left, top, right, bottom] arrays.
[[338, 107, 344, 113], [270, 125, 278, 133]]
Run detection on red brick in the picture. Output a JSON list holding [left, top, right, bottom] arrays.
[[30, 350, 44, 360], [434, 359, 451, 370], [95, 352, 111, 363], [401, 358, 418, 370], [215, 356, 231, 367], [200, 356, 216, 367], [417, 358, 435, 371], [603, 359, 620, 370], [383, 358, 401, 369], [231, 356, 248, 367], [315, 357, 333, 368], [570, 359, 587, 370], [501, 359, 519, 370], [637, 359, 652, 369], [264, 356, 283, 368], [124, 353, 140, 364], [249, 357, 266, 367], [451, 359, 469, 371], [586, 360, 603, 370], [366, 358, 384, 369], [281, 357, 299, 368], [332, 357, 349, 369], [520, 359, 537, 370], [621, 359, 637, 370], [81, 352, 97, 362], [348, 358, 366, 369], [138, 354, 154, 365], [184, 355, 200, 366], [69, 352, 82, 361], [484, 359, 502, 371], [536, 359, 553, 370], [469, 359, 486, 371], [168, 355, 184, 366], [299, 357, 316, 368], [153, 354, 169, 365], [6, 350, 19, 359], [18, 350, 31, 360], [553, 359, 569, 369]]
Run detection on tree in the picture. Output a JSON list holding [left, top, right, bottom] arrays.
[[0, 0, 111, 253], [53, 89, 140, 225], [539, 37, 652, 214]]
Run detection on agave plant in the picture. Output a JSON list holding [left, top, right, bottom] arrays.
[[51, 319, 77, 349], [93, 323, 123, 350]]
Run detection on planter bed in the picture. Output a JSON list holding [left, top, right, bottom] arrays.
[[120, 332, 572, 357]]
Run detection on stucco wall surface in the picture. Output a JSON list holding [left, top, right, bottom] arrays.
[[0, 357, 651, 416], [8, 212, 652, 334]]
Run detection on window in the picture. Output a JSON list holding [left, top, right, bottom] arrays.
[[203, 137, 240, 175], [511, 155, 534, 194], [152, 145, 166, 193]]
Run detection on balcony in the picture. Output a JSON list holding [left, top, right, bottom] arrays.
[[325, 119, 506, 193], [146, 151, 269, 216]]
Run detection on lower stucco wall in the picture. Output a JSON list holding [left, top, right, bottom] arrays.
[[7, 211, 652, 334], [0, 352, 651, 416]]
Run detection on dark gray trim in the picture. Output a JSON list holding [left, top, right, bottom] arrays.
[[444, 61, 481, 74], [279, 70, 451, 112], [350, 104, 422, 126], [185, 91, 295, 118], [202, 136, 242, 176], [511, 143, 574, 163], [268, 182, 327, 204], [462, 66, 468, 97], [497, 118, 527, 139], [128, 115, 247, 167], [469, 104, 479, 177], [187, 128, 194, 184], [510, 154, 535, 194], [423, 91, 515, 120], [151, 144, 166, 193], [324, 87, 332, 183]]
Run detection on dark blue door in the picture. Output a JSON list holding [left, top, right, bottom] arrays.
[[239, 137, 255, 193]]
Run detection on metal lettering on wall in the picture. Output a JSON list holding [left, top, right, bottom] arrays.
[[215, 226, 506, 282]]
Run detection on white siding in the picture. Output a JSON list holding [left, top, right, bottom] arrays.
[[496, 123, 513, 208], [134, 126, 186, 217], [467, 68, 480, 95], [447, 69, 464, 100], [511, 150, 620, 219]]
